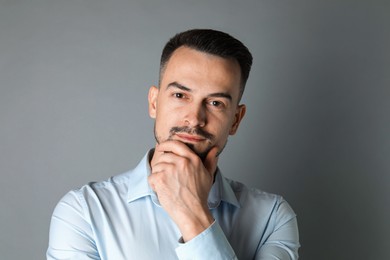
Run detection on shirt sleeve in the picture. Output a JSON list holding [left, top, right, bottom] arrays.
[[255, 198, 300, 260], [46, 191, 100, 260], [175, 221, 238, 260]]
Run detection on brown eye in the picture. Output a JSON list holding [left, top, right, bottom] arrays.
[[210, 100, 222, 107], [174, 93, 184, 98]]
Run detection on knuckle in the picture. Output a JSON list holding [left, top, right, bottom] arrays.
[[175, 156, 188, 167]]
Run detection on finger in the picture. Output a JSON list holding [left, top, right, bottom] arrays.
[[152, 142, 176, 166], [151, 161, 175, 175], [155, 140, 194, 159], [203, 146, 219, 176], [151, 147, 185, 170]]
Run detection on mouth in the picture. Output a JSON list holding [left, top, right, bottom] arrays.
[[174, 133, 207, 143]]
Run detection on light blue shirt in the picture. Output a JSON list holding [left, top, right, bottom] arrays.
[[47, 150, 299, 259]]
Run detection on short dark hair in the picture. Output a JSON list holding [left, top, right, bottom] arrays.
[[159, 29, 253, 100]]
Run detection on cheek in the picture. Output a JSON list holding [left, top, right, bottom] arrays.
[[212, 117, 233, 138], [155, 106, 179, 131], [157, 101, 185, 123]]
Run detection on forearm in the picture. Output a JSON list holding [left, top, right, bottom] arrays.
[[176, 221, 237, 260]]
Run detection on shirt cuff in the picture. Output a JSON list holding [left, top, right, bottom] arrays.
[[175, 221, 236, 260]]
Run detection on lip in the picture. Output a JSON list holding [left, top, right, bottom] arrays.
[[175, 133, 206, 143]]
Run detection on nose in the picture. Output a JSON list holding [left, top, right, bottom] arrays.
[[184, 102, 206, 127]]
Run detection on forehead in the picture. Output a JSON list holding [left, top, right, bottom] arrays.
[[160, 47, 241, 98]]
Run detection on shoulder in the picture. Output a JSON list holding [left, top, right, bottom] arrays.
[[224, 176, 280, 203], [224, 176, 296, 222], [56, 150, 152, 209], [56, 170, 133, 210]]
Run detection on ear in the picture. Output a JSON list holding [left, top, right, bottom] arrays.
[[148, 86, 159, 119], [229, 104, 246, 135]]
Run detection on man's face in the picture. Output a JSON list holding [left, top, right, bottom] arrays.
[[148, 46, 246, 160]]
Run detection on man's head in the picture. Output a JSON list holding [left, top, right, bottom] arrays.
[[149, 29, 253, 160]]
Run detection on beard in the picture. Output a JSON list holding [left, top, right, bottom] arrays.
[[153, 124, 225, 161]]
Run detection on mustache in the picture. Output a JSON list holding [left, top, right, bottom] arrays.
[[169, 126, 214, 141]]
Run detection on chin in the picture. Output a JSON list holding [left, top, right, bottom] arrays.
[[183, 142, 210, 161]]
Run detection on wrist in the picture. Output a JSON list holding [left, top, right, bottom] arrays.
[[180, 210, 214, 242]]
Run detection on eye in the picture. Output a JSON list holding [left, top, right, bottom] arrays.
[[173, 93, 185, 99], [209, 100, 225, 108]]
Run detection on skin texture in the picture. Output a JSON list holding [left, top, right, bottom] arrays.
[[147, 46, 246, 242]]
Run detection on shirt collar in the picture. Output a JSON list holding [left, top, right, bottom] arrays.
[[208, 168, 241, 209], [127, 149, 241, 209], [127, 149, 160, 205]]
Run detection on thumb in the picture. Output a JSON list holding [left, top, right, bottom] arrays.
[[204, 146, 219, 176]]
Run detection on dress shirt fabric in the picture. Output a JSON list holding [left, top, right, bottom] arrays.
[[47, 150, 300, 259]]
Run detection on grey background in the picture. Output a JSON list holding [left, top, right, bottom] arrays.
[[0, 0, 389, 259]]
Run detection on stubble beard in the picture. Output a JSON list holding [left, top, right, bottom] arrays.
[[153, 124, 226, 161]]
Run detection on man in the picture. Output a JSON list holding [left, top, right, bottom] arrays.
[[47, 29, 300, 259]]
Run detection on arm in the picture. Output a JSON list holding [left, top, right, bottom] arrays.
[[255, 199, 300, 260], [148, 141, 238, 259], [148, 141, 218, 242], [47, 191, 100, 260], [175, 221, 238, 260]]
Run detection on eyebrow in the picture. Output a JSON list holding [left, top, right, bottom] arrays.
[[166, 81, 232, 101], [208, 92, 232, 101], [166, 82, 191, 92]]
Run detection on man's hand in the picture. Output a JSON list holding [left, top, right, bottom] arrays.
[[148, 140, 219, 242]]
